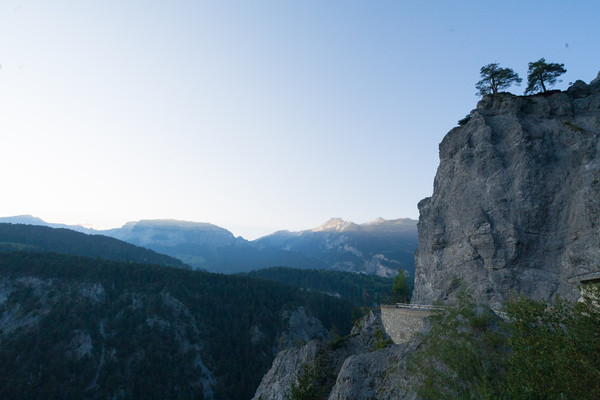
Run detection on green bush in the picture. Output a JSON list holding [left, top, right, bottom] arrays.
[[504, 287, 600, 399], [372, 328, 393, 351], [391, 269, 411, 303], [408, 291, 506, 399], [458, 115, 472, 126], [286, 362, 321, 400], [408, 286, 600, 400]]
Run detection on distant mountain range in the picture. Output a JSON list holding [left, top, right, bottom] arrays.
[[253, 218, 418, 277], [0, 215, 418, 276], [0, 215, 97, 234]]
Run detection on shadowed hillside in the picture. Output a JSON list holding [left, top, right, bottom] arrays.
[[0, 251, 355, 399], [0, 223, 186, 268]]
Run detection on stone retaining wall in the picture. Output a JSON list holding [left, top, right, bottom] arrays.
[[380, 305, 430, 344]]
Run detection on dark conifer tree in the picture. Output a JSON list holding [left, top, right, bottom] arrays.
[[476, 63, 522, 96], [525, 58, 566, 94]]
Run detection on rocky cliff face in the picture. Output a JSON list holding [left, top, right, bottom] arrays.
[[252, 310, 417, 400], [413, 73, 600, 308]]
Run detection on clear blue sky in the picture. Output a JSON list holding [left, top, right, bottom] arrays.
[[1, 1, 599, 239]]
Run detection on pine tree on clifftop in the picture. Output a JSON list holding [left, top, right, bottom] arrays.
[[476, 63, 522, 96], [525, 58, 566, 94]]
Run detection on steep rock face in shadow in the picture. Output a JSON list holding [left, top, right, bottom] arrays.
[[252, 310, 417, 400], [413, 75, 600, 308]]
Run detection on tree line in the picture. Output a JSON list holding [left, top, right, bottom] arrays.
[[244, 266, 397, 306]]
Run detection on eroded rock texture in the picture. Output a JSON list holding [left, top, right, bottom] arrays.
[[413, 75, 600, 308], [252, 310, 417, 400]]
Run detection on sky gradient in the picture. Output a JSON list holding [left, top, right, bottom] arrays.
[[1, 1, 599, 239]]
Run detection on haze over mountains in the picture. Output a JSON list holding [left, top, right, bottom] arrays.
[[0, 216, 418, 277]]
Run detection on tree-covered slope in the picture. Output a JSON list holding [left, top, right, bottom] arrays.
[[0, 252, 355, 399], [253, 218, 418, 277], [0, 223, 186, 268], [244, 267, 395, 306]]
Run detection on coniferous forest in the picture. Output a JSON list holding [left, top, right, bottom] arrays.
[[0, 251, 355, 399], [244, 266, 395, 306]]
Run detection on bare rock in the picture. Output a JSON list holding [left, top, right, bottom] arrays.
[[252, 340, 322, 400], [327, 343, 417, 400], [278, 307, 331, 350], [413, 76, 600, 308], [590, 70, 600, 87], [253, 310, 417, 400]]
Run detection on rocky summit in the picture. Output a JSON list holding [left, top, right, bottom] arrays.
[[413, 72, 600, 308]]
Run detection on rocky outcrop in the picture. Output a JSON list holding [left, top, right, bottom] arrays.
[[278, 307, 331, 350], [252, 310, 417, 400], [252, 340, 323, 400], [328, 343, 417, 400], [413, 75, 600, 308], [252, 307, 332, 400]]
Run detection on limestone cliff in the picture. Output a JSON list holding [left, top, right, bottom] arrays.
[[252, 310, 417, 400], [413, 73, 600, 308]]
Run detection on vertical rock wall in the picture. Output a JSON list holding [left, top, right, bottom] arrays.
[[413, 75, 600, 308]]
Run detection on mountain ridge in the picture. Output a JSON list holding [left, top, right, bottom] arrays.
[[0, 222, 186, 268], [0, 215, 418, 276], [0, 215, 415, 240]]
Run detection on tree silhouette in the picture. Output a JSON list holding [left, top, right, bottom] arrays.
[[525, 58, 566, 94], [392, 269, 411, 303], [475, 63, 522, 96]]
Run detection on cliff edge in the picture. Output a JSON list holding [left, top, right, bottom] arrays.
[[413, 72, 600, 308]]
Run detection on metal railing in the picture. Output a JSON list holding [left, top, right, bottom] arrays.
[[394, 303, 446, 311], [382, 303, 508, 319]]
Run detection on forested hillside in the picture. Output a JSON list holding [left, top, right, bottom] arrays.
[[0, 252, 355, 399], [0, 223, 186, 268], [245, 267, 395, 306]]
